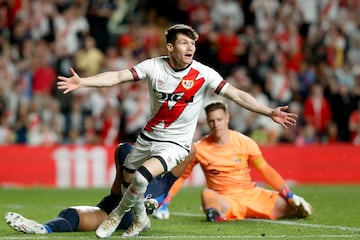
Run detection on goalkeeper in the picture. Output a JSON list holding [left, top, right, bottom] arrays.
[[4, 143, 192, 234], [151, 100, 312, 222]]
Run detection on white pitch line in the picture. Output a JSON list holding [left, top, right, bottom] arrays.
[[171, 211, 360, 232], [2, 234, 360, 240]]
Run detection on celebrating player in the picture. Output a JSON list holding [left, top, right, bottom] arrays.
[[57, 24, 297, 238], [152, 100, 312, 222], [4, 142, 193, 234]]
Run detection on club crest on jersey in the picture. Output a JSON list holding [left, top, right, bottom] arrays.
[[234, 155, 242, 163], [181, 79, 194, 90]]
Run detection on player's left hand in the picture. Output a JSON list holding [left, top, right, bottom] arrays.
[[288, 194, 312, 217], [271, 106, 297, 128]]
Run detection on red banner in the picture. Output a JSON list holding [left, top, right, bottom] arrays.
[[0, 144, 359, 188], [0, 145, 117, 188]]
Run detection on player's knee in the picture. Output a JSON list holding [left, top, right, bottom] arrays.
[[115, 143, 132, 166], [57, 208, 80, 231], [201, 188, 218, 204], [132, 166, 153, 193]]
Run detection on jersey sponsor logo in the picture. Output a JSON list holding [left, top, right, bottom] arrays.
[[210, 169, 220, 175], [159, 92, 194, 103], [144, 68, 205, 131]]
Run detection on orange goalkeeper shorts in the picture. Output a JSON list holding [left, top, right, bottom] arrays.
[[223, 187, 279, 220]]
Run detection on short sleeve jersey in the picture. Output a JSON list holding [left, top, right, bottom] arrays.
[[130, 57, 228, 150]]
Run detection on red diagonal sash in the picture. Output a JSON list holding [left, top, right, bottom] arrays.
[[144, 68, 205, 132]]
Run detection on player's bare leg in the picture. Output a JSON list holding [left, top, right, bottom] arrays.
[[201, 188, 229, 222], [96, 157, 164, 238]]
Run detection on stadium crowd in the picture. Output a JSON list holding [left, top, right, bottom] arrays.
[[0, 0, 360, 146]]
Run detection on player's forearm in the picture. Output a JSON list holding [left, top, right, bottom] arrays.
[[225, 86, 273, 117], [258, 163, 287, 192], [168, 176, 186, 198], [80, 70, 132, 87]]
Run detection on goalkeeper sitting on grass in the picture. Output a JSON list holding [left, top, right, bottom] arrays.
[[4, 143, 193, 234], [149, 100, 312, 222]]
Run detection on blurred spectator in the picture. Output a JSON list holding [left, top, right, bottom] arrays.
[[31, 39, 56, 97], [28, 122, 59, 146], [0, 113, 14, 144], [41, 97, 66, 143], [334, 63, 355, 91], [14, 103, 28, 144], [74, 35, 104, 77], [86, 0, 116, 52], [295, 123, 317, 145], [138, 10, 167, 58], [210, 0, 244, 32], [352, 66, 360, 98], [248, 42, 275, 89], [100, 104, 121, 146], [348, 100, 360, 145], [54, 1, 89, 76], [187, 0, 214, 65], [347, 36, 360, 68], [64, 94, 85, 142], [324, 23, 347, 68], [325, 121, 338, 143], [82, 115, 99, 145], [264, 59, 295, 106], [278, 100, 303, 143], [294, 61, 316, 102], [328, 82, 357, 142], [295, 0, 319, 38], [249, 82, 283, 145], [250, 0, 279, 32], [208, 16, 245, 77], [303, 83, 333, 142], [277, 21, 304, 73], [29, 0, 55, 41]]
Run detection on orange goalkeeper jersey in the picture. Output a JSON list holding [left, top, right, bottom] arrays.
[[178, 130, 265, 195]]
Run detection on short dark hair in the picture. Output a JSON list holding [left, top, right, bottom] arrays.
[[204, 100, 228, 115], [165, 24, 199, 44]]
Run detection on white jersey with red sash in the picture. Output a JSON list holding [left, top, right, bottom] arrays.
[[130, 56, 228, 150]]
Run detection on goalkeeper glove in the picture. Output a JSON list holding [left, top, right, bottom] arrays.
[[282, 188, 312, 217]]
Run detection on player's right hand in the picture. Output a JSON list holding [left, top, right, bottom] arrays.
[[57, 68, 81, 94]]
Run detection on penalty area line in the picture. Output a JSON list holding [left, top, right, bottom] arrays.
[[2, 234, 360, 239]]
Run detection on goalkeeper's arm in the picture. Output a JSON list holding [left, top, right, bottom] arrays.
[[253, 157, 312, 217]]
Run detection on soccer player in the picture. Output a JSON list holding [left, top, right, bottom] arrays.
[[153, 100, 312, 222], [57, 24, 297, 238], [4, 143, 192, 234]]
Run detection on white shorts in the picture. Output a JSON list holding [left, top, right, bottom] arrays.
[[124, 133, 189, 172]]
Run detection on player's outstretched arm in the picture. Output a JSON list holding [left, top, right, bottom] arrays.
[[223, 85, 297, 128], [57, 68, 134, 94]]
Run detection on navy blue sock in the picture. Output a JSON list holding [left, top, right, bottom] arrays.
[[144, 171, 178, 203], [44, 208, 79, 232], [117, 211, 134, 230]]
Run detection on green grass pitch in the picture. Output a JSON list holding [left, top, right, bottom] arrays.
[[0, 185, 359, 239]]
